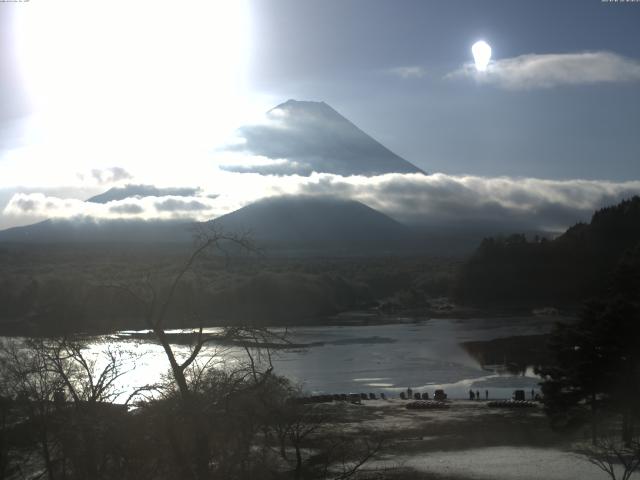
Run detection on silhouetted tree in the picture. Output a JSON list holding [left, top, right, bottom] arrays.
[[0, 337, 135, 480], [538, 245, 640, 445], [1, 228, 385, 479], [103, 227, 290, 480], [580, 434, 640, 480]]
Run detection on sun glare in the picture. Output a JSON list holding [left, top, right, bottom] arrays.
[[472, 40, 492, 72], [12, 0, 255, 181]]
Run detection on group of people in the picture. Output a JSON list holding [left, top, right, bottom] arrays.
[[469, 388, 538, 401], [401, 387, 447, 401], [402, 387, 538, 401], [469, 389, 488, 401]]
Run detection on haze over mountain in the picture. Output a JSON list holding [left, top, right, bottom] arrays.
[[224, 99, 425, 176], [3, 97, 638, 253], [2, 92, 639, 237], [0, 99, 432, 251]]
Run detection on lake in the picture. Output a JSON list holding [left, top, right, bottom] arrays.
[[88, 314, 566, 402]]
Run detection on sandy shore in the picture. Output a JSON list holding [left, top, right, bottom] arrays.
[[375, 446, 604, 480], [332, 399, 636, 479]]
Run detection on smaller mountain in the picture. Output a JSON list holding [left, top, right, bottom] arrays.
[[0, 196, 413, 254], [87, 185, 200, 203], [211, 195, 410, 253], [226, 99, 425, 177]]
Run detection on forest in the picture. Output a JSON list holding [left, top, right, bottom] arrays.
[[455, 196, 640, 308], [2, 197, 640, 336], [1, 198, 640, 479]]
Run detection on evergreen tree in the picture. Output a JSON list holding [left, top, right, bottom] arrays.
[[537, 245, 640, 444]]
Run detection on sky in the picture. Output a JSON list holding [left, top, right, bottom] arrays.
[[0, 0, 639, 231]]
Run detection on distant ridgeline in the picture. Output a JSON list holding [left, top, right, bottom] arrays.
[[455, 196, 640, 307]]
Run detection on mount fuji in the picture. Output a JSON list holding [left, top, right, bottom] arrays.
[[225, 99, 425, 176]]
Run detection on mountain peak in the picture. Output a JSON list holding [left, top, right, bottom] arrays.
[[228, 100, 426, 177], [268, 99, 349, 124], [278, 99, 328, 108], [272, 98, 331, 111]]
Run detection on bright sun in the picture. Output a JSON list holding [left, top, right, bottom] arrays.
[[472, 40, 492, 72], [11, 0, 257, 184]]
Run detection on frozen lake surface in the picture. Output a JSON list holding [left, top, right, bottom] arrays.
[[99, 315, 565, 401]]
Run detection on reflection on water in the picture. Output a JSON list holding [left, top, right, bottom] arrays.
[[83, 315, 566, 401], [461, 334, 551, 376]]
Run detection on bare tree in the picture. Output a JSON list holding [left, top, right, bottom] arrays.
[[101, 227, 287, 480], [321, 437, 383, 480], [581, 435, 640, 480], [1, 338, 65, 480], [267, 398, 326, 478], [2, 226, 387, 480], [261, 387, 384, 480], [40, 338, 133, 406], [0, 337, 137, 480], [104, 227, 257, 399]]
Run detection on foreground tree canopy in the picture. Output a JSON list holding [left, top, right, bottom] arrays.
[[538, 245, 640, 445], [0, 229, 381, 480]]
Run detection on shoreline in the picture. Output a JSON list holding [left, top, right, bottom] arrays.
[[330, 399, 619, 480], [0, 305, 577, 338]]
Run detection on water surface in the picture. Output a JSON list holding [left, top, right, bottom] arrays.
[[98, 315, 564, 401]]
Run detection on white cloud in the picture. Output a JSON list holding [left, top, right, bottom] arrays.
[[283, 173, 640, 231], [89, 167, 132, 185], [4, 173, 640, 233], [3, 194, 221, 223], [447, 51, 640, 89], [216, 153, 302, 175], [387, 66, 428, 79]]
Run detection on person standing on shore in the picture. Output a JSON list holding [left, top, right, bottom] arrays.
[[469, 389, 475, 400], [485, 390, 489, 400]]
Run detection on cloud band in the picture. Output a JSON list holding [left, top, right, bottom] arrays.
[[447, 51, 640, 89], [4, 173, 640, 233]]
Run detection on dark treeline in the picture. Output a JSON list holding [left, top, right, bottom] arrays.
[[5, 196, 640, 335], [455, 196, 640, 308], [0, 245, 457, 335], [536, 242, 640, 467], [462, 335, 551, 375]]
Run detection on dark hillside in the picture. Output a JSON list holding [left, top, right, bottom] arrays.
[[210, 195, 410, 253], [455, 196, 640, 307]]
